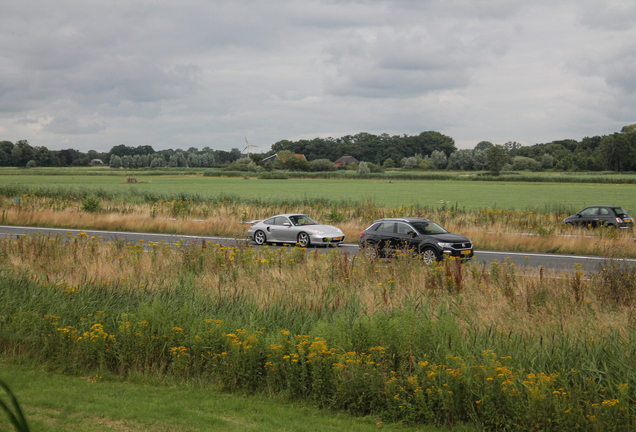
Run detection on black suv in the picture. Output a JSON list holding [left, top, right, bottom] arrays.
[[563, 206, 634, 229], [359, 217, 473, 264]]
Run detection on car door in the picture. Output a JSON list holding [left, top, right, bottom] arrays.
[[597, 207, 613, 226], [276, 216, 298, 243], [269, 216, 293, 242], [373, 222, 396, 251], [578, 207, 598, 227], [393, 222, 418, 252]]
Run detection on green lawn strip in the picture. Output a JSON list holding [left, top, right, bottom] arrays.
[[0, 362, 477, 432], [2, 175, 636, 212]]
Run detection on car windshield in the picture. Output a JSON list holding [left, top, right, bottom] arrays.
[[289, 215, 317, 226], [410, 221, 448, 235], [614, 207, 630, 217]]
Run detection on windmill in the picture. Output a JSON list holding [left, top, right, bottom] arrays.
[[242, 136, 257, 158]]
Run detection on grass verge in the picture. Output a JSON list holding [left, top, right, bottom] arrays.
[[1, 362, 468, 432]]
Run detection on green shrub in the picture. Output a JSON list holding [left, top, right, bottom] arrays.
[[80, 195, 101, 213], [258, 172, 289, 180]]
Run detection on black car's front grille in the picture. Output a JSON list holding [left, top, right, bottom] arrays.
[[452, 242, 472, 249]]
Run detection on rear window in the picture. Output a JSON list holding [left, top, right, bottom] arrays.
[[613, 207, 629, 217]]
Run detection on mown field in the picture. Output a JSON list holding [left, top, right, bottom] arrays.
[[1, 233, 636, 430], [1, 170, 636, 210]]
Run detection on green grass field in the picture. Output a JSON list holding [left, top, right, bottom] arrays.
[[2, 174, 636, 212], [1, 363, 471, 432]]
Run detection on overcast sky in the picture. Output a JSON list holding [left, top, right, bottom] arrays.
[[1, 0, 635, 154]]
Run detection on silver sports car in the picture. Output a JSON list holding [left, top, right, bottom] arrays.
[[247, 214, 345, 247]]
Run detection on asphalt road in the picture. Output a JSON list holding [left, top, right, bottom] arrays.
[[1, 225, 633, 274]]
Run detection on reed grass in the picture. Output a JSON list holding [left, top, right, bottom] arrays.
[[1, 233, 636, 429]]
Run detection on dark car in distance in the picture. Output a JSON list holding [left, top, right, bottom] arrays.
[[563, 206, 634, 229], [359, 217, 473, 264]]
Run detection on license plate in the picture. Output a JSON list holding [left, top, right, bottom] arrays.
[[461, 250, 471, 255], [333, 237, 343, 241], [626, 219, 633, 223]]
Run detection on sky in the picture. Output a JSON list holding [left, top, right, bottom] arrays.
[[1, 0, 635, 154]]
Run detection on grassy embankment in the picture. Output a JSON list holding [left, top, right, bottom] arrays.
[[1, 363, 461, 432], [2, 233, 636, 430]]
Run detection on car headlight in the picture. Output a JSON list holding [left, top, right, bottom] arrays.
[[437, 242, 453, 248], [312, 229, 325, 235]]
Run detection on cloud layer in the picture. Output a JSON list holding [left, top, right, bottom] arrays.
[[1, 0, 635, 152]]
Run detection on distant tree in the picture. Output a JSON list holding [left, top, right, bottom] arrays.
[[472, 150, 488, 171], [121, 155, 133, 168], [504, 141, 523, 157], [474, 141, 493, 152], [58, 149, 73, 166], [511, 156, 541, 171], [447, 149, 474, 171], [110, 144, 132, 157], [383, 158, 396, 168], [367, 162, 384, 173], [169, 152, 187, 167], [541, 153, 554, 169], [401, 156, 418, 169], [26, 160, 36, 168], [273, 151, 310, 171], [109, 155, 122, 168], [357, 161, 370, 174], [418, 159, 432, 170], [486, 145, 509, 176], [132, 154, 141, 168], [34, 146, 51, 167], [10, 146, 23, 167], [150, 155, 166, 168], [225, 158, 262, 172], [14, 140, 34, 166], [72, 157, 89, 166], [621, 124, 636, 134], [309, 159, 337, 172], [598, 133, 633, 171], [430, 150, 448, 170]]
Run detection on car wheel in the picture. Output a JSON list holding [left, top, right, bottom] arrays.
[[254, 230, 266, 245], [361, 243, 378, 260], [421, 247, 439, 264], [297, 232, 310, 248]]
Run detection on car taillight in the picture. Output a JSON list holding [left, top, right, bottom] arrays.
[[360, 232, 365, 237], [617, 218, 623, 223]]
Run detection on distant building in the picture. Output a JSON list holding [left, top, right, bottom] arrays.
[[334, 156, 359, 166], [90, 159, 104, 164]]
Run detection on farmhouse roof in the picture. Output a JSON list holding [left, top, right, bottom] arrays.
[[334, 156, 359, 166]]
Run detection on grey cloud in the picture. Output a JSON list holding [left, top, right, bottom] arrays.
[[0, 0, 634, 152], [43, 116, 106, 135], [577, 2, 636, 31], [323, 20, 510, 98], [604, 56, 636, 94]]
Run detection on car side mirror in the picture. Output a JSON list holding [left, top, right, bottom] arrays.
[[283, 222, 291, 227], [577, 214, 582, 218], [408, 231, 416, 237]]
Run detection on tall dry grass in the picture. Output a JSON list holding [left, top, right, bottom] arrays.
[[2, 193, 636, 257], [1, 231, 631, 336]]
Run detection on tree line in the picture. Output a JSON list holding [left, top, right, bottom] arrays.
[[0, 141, 243, 168], [1, 124, 635, 172]]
